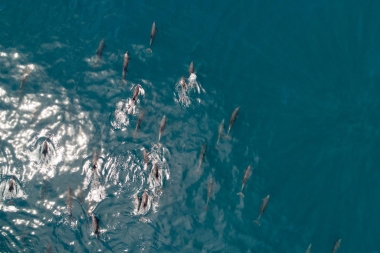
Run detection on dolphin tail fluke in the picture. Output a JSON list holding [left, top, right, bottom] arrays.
[[203, 205, 209, 211], [146, 48, 152, 53], [253, 220, 261, 226], [237, 192, 244, 197]]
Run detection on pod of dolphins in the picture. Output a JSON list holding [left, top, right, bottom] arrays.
[[11, 20, 343, 252]]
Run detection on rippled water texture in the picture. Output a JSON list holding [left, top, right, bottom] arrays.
[[1, 0, 380, 252]]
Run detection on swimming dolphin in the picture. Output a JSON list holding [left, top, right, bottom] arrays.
[[180, 76, 187, 100], [305, 243, 312, 253], [237, 165, 251, 197], [332, 239, 341, 253], [142, 147, 150, 166], [122, 51, 130, 80], [91, 148, 98, 170], [135, 194, 142, 213], [204, 178, 213, 211], [8, 176, 15, 193], [134, 109, 145, 138], [141, 190, 149, 212], [227, 107, 240, 136], [196, 143, 207, 172], [189, 61, 194, 75], [158, 115, 166, 142], [66, 187, 73, 217], [254, 194, 270, 226], [216, 119, 225, 146], [152, 163, 159, 182], [132, 84, 141, 102], [149, 21, 157, 48], [94, 38, 105, 67], [42, 139, 48, 158], [91, 213, 100, 240], [8, 176, 16, 204], [19, 66, 31, 103]]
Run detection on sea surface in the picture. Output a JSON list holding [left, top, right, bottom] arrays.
[[1, 0, 380, 252]]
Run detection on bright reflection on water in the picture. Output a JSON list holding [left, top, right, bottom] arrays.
[[0, 40, 179, 251]]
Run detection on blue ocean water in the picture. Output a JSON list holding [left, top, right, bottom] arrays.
[[1, 0, 380, 252]]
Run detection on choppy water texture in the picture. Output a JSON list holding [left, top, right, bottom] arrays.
[[1, 0, 380, 252]]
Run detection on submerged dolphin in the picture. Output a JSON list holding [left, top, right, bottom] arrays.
[[94, 38, 105, 67], [254, 194, 270, 226], [158, 115, 166, 142], [332, 239, 341, 253], [149, 21, 157, 48], [216, 119, 225, 147], [237, 165, 251, 197], [227, 107, 240, 136], [134, 109, 145, 138], [142, 147, 150, 166], [122, 51, 130, 80], [91, 213, 100, 240], [66, 187, 73, 217], [196, 143, 207, 172], [188, 61, 194, 75], [305, 243, 312, 253], [204, 178, 213, 211]]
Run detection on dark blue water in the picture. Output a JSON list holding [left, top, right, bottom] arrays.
[[1, 0, 380, 252]]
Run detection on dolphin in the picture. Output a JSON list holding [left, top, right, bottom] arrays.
[[149, 21, 157, 48], [122, 51, 130, 80], [216, 119, 225, 146], [189, 61, 194, 75], [237, 165, 251, 197], [204, 178, 213, 211], [141, 190, 149, 212], [94, 38, 105, 67], [158, 115, 166, 142], [134, 109, 145, 138], [227, 107, 240, 136], [254, 194, 270, 226], [305, 243, 312, 253], [91, 148, 98, 170], [152, 163, 159, 182], [180, 76, 187, 100], [332, 239, 341, 253], [91, 213, 100, 240], [8, 176, 16, 204], [135, 194, 142, 213], [196, 143, 207, 173], [66, 187, 73, 217], [132, 84, 141, 102], [19, 66, 31, 103], [8, 176, 15, 193], [42, 139, 49, 158], [142, 147, 150, 166]]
